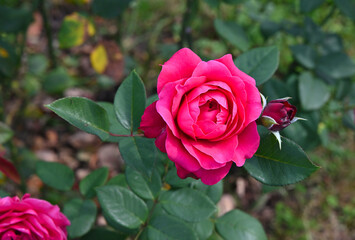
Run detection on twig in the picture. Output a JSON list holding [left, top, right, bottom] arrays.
[[38, 0, 56, 68]]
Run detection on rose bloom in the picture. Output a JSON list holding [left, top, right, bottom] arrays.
[[261, 98, 297, 132], [0, 194, 70, 240], [140, 48, 262, 185]]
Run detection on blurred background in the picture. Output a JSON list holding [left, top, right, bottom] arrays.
[[0, 0, 354, 239]]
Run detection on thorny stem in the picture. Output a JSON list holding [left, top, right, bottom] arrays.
[[38, 0, 56, 68]]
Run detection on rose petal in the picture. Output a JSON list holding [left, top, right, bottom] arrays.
[[175, 163, 198, 180], [172, 76, 207, 117], [181, 136, 227, 170], [243, 81, 263, 125], [189, 135, 238, 164], [192, 60, 232, 80], [165, 129, 201, 172], [156, 80, 184, 137], [232, 122, 260, 167], [195, 162, 233, 185], [139, 101, 165, 138], [157, 48, 201, 93], [155, 129, 167, 153], [215, 54, 256, 85], [193, 122, 227, 140]]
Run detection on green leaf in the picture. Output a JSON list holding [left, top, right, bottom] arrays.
[[299, 72, 330, 110], [147, 215, 198, 240], [290, 45, 316, 69], [193, 219, 214, 240], [343, 110, 355, 131], [0, 122, 13, 144], [97, 102, 130, 143], [118, 137, 156, 177], [216, 210, 267, 240], [79, 167, 109, 198], [0, 39, 17, 77], [235, 46, 279, 85], [107, 174, 128, 187], [244, 132, 319, 186], [300, 0, 325, 13], [260, 20, 281, 38], [96, 185, 148, 229], [91, 0, 132, 18], [125, 167, 162, 200], [82, 228, 126, 240], [160, 188, 217, 222], [28, 54, 49, 76], [191, 180, 223, 204], [46, 97, 110, 141], [222, 0, 245, 4], [0, 6, 32, 33], [334, 0, 355, 20], [316, 52, 355, 83], [165, 167, 196, 188], [282, 111, 321, 151], [63, 199, 97, 238], [319, 33, 344, 55], [262, 78, 290, 101], [214, 19, 249, 51], [114, 70, 146, 132], [36, 161, 75, 191], [42, 67, 75, 94]]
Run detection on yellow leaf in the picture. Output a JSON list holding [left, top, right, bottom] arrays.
[[90, 44, 108, 74], [0, 47, 9, 58], [87, 21, 95, 36]]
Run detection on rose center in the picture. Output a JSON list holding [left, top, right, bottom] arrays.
[[198, 100, 220, 123]]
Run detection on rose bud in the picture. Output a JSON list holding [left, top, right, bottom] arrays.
[[260, 97, 298, 132]]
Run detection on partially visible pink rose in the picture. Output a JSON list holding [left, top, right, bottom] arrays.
[[140, 48, 262, 185], [0, 194, 70, 240]]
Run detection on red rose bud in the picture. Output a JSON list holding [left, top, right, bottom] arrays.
[[261, 98, 297, 131]]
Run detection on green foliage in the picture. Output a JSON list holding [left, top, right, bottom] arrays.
[[146, 214, 198, 240], [82, 228, 126, 240], [299, 72, 330, 110], [334, 0, 355, 20], [214, 19, 249, 51], [0, 6, 32, 33], [46, 97, 110, 141], [91, 0, 132, 18], [63, 198, 97, 238], [42, 68, 76, 94], [36, 161, 75, 191], [125, 167, 162, 200], [79, 167, 109, 198], [0, 122, 13, 144], [114, 70, 146, 132], [96, 185, 148, 229], [159, 188, 217, 222], [244, 129, 319, 186], [235, 46, 279, 85], [118, 137, 157, 178], [216, 210, 267, 240]]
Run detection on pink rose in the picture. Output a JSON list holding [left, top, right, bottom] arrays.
[[140, 48, 262, 185], [0, 194, 70, 240]]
